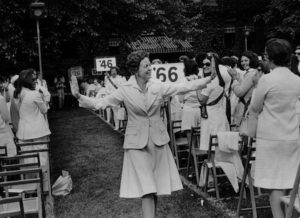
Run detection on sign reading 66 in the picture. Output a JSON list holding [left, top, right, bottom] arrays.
[[151, 63, 186, 83], [95, 57, 116, 72]]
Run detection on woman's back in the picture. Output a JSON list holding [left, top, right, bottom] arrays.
[[253, 67, 300, 140], [17, 88, 50, 140]]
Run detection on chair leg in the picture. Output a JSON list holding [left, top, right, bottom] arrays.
[[204, 163, 209, 193], [248, 174, 258, 218], [193, 151, 200, 185], [186, 134, 193, 178], [211, 160, 220, 199]]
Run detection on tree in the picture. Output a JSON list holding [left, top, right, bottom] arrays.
[[260, 0, 300, 44]]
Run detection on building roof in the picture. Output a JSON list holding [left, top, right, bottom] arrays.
[[127, 36, 193, 54]]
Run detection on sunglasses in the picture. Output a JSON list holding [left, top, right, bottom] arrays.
[[257, 68, 262, 71], [295, 52, 300, 56], [202, 62, 211, 67]]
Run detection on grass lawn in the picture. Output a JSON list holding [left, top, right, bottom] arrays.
[[48, 108, 225, 218]]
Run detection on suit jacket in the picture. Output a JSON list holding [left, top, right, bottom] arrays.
[[250, 67, 300, 140], [16, 88, 51, 140], [79, 76, 211, 149]]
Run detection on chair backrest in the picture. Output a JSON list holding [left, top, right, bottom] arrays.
[[0, 196, 25, 218], [0, 153, 41, 172], [190, 126, 201, 148], [171, 120, 182, 133], [16, 141, 50, 155], [0, 146, 7, 157], [208, 134, 243, 159], [0, 168, 44, 218]]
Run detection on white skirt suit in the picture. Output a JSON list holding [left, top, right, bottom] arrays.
[[78, 75, 212, 198], [249, 67, 300, 189]]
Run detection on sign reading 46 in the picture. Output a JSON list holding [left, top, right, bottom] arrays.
[[151, 63, 185, 83], [95, 57, 116, 72]]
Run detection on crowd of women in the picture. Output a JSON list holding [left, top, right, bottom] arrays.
[[69, 39, 300, 218], [1, 38, 300, 218]]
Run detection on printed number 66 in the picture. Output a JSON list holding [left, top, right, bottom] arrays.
[[156, 67, 178, 82]]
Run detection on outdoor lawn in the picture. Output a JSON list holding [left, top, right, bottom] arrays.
[[49, 108, 226, 218]]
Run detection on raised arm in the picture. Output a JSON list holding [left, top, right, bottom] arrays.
[[77, 89, 123, 110], [34, 92, 48, 114], [249, 76, 268, 114], [231, 69, 256, 97], [161, 76, 213, 98]]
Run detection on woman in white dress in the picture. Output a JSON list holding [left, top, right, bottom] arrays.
[[197, 54, 230, 151], [249, 39, 300, 218], [179, 59, 202, 147], [0, 76, 16, 156], [72, 50, 216, 218]]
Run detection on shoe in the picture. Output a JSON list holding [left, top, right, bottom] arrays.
[[114, 127, 119, 131]]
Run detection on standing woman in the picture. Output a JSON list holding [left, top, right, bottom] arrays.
[[0, 76, 16, 156], [71, 50, 215, 218], [14, 69, 51, 171], [197, 53, 229, 151], [54, 74, 66, 109], [180, 59, 201, 144], [227, 51, 259, 126], [249, 39, 300, 218]]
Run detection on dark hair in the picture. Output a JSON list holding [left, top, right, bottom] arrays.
[[126, 50, 149, 75], [221, 56, 235, 68], [14, 69, 35, 98], [183, 59, 199, 76], [265, 38, 292, 66], [110, 66, 120, 74], [204, 53, 225, 88], [257, 60, 270, 74], [195, 52, 207, 68], [241, 51, 259, 69], [290, 54, 300, 76]]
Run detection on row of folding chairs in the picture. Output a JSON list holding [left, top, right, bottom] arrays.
[[170, 120, 300, 218], [0, 140, 52, 218]]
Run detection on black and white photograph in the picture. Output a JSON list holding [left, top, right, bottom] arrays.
[[0, 0, 300, 217]]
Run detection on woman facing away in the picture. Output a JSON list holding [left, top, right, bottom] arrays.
[[179, 59, 202, 146], [13, 69, 51, 172], [71, 50, 216, 218], [249, 38, 300, 218]]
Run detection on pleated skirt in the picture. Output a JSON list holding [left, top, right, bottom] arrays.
[[120, 138, 183, 198]]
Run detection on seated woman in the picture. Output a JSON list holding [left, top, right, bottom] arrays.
[[71, 50, 216, 218], [197, 53, 230, 151]]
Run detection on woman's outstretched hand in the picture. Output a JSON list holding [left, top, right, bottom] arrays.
[[70, 75, 80, 99]]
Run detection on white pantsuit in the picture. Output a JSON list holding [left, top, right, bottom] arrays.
[[78, 75, 212, 198]]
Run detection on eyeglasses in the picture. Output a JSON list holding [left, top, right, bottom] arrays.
[[202, 63, 211, 67]]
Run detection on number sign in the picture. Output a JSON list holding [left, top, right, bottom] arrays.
[[151, 63, 185, 83], [68, 66, 84, 78], [95, 57, 116, 72]]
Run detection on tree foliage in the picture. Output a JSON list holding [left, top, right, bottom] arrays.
[[0, 0, 188, 73], [260, 0, 300, 42]]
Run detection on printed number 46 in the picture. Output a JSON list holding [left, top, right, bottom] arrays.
[[100, 60, 113, 69], [156, 67, 178, 82]]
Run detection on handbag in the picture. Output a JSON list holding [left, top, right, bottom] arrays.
[[239, 110, 258, 138]]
